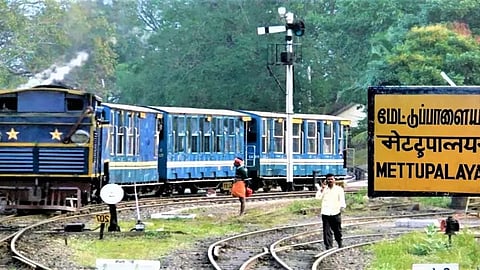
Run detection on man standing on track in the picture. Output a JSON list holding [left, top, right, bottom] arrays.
[[316, 173, 346, 249]]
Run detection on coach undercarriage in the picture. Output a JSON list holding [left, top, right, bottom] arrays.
[[0, 177, 93, 212]]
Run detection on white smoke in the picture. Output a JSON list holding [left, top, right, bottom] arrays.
[[18, 52, 89, 89]]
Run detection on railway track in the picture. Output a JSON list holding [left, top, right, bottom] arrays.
[[1, 191, 325, 269], [207, 211, 459, 270]]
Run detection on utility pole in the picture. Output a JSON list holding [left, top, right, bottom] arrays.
[[257, 7, 304, 190]]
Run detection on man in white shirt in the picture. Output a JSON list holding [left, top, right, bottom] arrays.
[[316, 173, 346, 249]]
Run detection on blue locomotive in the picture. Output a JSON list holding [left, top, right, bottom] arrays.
[[0, 85, 351, 212], [0, 85, 103, 211]]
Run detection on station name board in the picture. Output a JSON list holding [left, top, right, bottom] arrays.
[[368, 86, 480, 196]]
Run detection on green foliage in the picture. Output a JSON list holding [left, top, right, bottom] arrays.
[[375, 24, 480, 85], [410, 224, 449, 256], [368, 228, 480, 269], [411, 196, 451, 208], [2, 0, 480, 117], [346, 188, 369, 209]]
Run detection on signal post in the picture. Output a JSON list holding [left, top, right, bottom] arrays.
[[257, 7, 304, 189]]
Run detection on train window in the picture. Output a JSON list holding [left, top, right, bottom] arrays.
[[273, 119, 284, 153], [323, 121, 333, 154], [135, 127, 140, 155], [262, 119, 267, 153], [225, 118, 235, 153], [215, 118, 224, 153], [186, 117, 192, 153], [117, 126, 125, 155], [154, 118, 163, 157], [66, 97, 84, 111], [174, 116, 186, 152], [191, 117, 199, 153], [109, 111, 115, 155], [307, 121, 317, 154], [246, 120, 257, 143], [293, 123, 301, 154], [337, 123, 344, 154], [236, 119, 243, 153], [0, 95, 17, 111], [203, 117, 211, 153], [127, 113, 135, 156]]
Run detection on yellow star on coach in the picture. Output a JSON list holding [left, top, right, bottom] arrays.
[[6, 128, 19, 140], [50, 129, 63, 141]]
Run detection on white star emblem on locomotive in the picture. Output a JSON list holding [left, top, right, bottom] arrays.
[[50, 128, 63, 141], [6, 128, 19, 140]]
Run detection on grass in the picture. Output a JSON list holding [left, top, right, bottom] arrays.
[[410, 196, 452, 208], [67, 194, 467, 268], [68, 200, 321, 267], [366, 226, 480, 269]]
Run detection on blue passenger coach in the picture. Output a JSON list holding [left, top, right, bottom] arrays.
[[148, 106, 250, 194], [242, 111, 351, 191], [100, 103, 162, 195]]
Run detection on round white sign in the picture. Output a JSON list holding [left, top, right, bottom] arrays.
[[100, 184, 124, 204]]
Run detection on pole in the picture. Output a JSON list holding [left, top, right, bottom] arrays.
[[285, 12, 294, 189]]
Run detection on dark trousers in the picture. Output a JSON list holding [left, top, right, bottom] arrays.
[[322, 213, 342, 249]]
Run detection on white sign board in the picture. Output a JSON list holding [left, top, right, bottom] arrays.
[[96, 259, 160, 270], [100, 184, 124, 204], [412, 263, 459, 270]]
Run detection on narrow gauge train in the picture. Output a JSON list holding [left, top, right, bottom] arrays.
[[0, 85, 351, 212]]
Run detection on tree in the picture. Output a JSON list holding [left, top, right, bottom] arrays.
[[379, 24, 480, 85], [116, 0, 291, 111]]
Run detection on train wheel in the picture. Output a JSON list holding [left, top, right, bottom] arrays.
[[177, 186, 185, 195], [294, 186, 304, 191], [189, 186, 199, 194]]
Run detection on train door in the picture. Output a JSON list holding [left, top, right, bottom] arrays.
[[245, 118, 260, 189]]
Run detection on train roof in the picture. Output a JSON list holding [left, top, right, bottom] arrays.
[[148, 106, 249, 117], [103, 103, 161, 113], [0, 86, 100, 99], [241, 110, 351, 123]]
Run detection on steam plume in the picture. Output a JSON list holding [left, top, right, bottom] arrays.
[[18, 52, 89, 89]]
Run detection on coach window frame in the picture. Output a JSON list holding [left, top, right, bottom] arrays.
[[262, 118, 267, 154], [215, 117, 224, 153], [168, 116, 174, 154], [185, 116, 191, 153], [203, 116, 212, 153], [191, 116, 200, 153], [127, 112, 135, 156], [337, 122, 344, 155], [116, 111, 125, 156], [323, 121, 333, 154], [174, 115, 186, 153], [0, 94, 17, 111], [109, 110, 115, 155], [154, 115, 162, 157], [236, 118, 243, 154], [225, 118, 235, 153], [306, 120, 317, 154], [292, 121, 301, 154], [273, 118, 284, 154]]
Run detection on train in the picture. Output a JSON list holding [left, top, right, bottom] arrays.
[[0, 85, 351, 212]]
